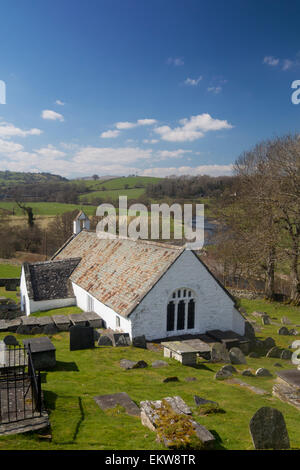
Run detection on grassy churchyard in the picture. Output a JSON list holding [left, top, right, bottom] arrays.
[[0, 294, 299, 449]]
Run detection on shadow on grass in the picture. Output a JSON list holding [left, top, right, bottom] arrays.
[[43, 390, 58, 413], [72, 396, 85, 442], [209, 429, 227, 450], [52, 360, 79, 372], [189, 363, 214, 372]]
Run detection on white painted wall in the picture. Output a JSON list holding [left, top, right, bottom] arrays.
[[129, 250, 245, 340], [20, 266, 76, 315], [72, 282, 132, 335]]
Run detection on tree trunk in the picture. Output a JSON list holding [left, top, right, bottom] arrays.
[[264, 247, 276, 300], [290, 249, 300, 305]]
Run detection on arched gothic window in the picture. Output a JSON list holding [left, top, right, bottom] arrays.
[[166, 289, 195, 332]]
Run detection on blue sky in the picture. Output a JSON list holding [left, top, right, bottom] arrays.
[[1, 0, 300, 178]]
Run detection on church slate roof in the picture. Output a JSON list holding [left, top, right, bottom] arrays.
[[24, 258, 81, 301], [53, 231, 184, 317]]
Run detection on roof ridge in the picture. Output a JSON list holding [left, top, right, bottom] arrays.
[[87, 230, 185, 250], [26, 257, 81, 267]]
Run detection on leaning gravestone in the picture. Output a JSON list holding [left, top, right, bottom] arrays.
[[266, 346, 282, 358], [280, 349, 293, 360], [69, 326, 94, 351], [215, 368, 232, 380], [210, 343, 230, 363], [249, 407, 290, 449], [229, 347, 247, 365], [255, 368, 272, 377]]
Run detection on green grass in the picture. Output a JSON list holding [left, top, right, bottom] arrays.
[[75, 176, 161, 192], [0, 286, 20, 303], [0, 202, 97, 217], [80, 188, 145, 202], [31, 306, 82, 317], [0, 264, 21, 278], [0, 298, 299, 449]]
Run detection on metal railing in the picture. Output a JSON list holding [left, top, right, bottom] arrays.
[[0, 345, 42, 425]]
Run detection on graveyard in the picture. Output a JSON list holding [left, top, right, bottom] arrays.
[[0, 299, 299, 449]]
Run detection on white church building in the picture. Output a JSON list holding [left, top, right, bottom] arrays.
[[20, 212, 245, 341]]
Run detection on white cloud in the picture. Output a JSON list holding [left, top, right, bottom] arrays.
[[207, 86, 222, 94], [154, 113, 233, 142], [142, 164, 233, 177], [143, 139, 159, 144], [156, 149, 192, 160], [167, 57, 184, 66], [41, 109, 64, 122], [263, 56, 280, 66], [55, 100, 65, 106], [184, 76, 202, 86], [100, 129, 120, 138], [115, 118, 157, 130], [0, 138, 24, 153], [0, 122, 42, 138], [73, 146, 153, 166], [282, 59, 293, 70], [35, 144, 66, 159]]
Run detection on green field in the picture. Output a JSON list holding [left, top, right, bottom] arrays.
[[0, 202, 97, 217], [79, 187, 145, 203], [0, 264, 21, 278], [74, 176, 162, 192], [0, 298, 299, 449]]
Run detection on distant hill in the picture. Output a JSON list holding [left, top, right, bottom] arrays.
[[0, 171, 67, 186]]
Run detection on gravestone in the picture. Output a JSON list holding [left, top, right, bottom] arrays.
[[120, 359, 148, 370], [242, 369, 254, 377], [3, 335, 19, 346], [69, 326, 95, 351], [215, 368, 232, 380], [132, 335, 147, 349], [210, 343, 230, 363], [52, 315, 71, 332], [43, 323, 59, 335], [82, 312, 103, 328], [261, 315, 270, 325], [23, 336, 56, 370], [263, 337, 276, 350], [98, 334, 113, 346], [94, 392, 140, 417], [280, 349, 293, 360], [69, 314, 88, 327], [244, 321, 256, 340], [266, 346, 282, 358], [255, 368, 272, 377], [229, 347, 247, 365], [278, 326, 289, 336], [194, 396, 219, 407], [249, 407, 290, 449], [112, 333, 131, 347], [162, 376, 179, 383], [221, 364, 237, 374], [288, 328, 299, 336]]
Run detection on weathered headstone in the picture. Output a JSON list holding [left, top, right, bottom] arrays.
[[120, 359, 148, 370], [210, 343, 230, 363], [98, 334, 113, 346], [229, 347, 247, 365], [43, 323, 59, 335], [266, 346, 282, 358], [215, 368, 232, 380], [132, 335, 147, 349], [52, 315, 71, 332], [255, 368, 272, 377], [289, 328, 299, 336], [242, 369, 254, 377], [280, 349, 293, 360], [278, 326, 289, 336], [261, 315, 270, 325], [69, 326, 94, 351], [221, 364, 237, 374], [263, 337, 276, 350], [113, 333, 131, 347], [249, 407, 290, 449], [194, 396, 219, 407], [281, 316, 292, 325]]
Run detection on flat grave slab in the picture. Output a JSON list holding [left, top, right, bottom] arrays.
[[226, 378, 268, 395], [36, 316, 54, 327], [182, 338, 211, 353], [68, 314, 88, 327], [23, 336, 56, 370], [94, 392, 140, 417], [52, 315, 71, 331], [273, 382, 300, 410], [162, 341, 197, 365], [0, 320, 8, 332], [21, 316, 39, 327], [82, 312, 103, 328], [5, 318, 22, 332], [69, 325, 94, 351], [276, 369, 300, 390], [206, 329, 242, 348]]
